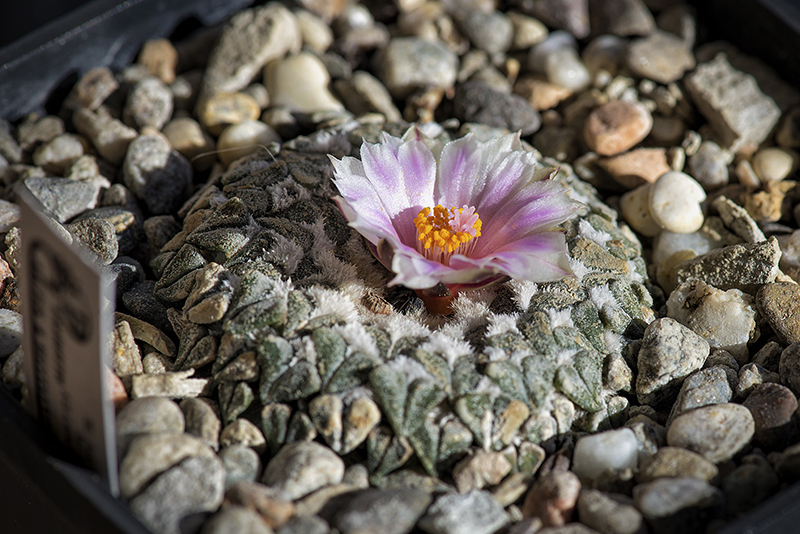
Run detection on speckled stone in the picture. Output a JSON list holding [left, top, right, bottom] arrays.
[[633, 477, 723, 534], [261, 441, 345, 500], [688, 141, 729, 191], [638, 446, 718, 483], [742, 382, 798, 450], [576, 489, 645, 534], [667, 367, 732, 424], [319, 488, 432, 534], [756, 282, 800, 344], [666, 403, 755, 463], [72, 107, 138, 165], [200, 506, 273, 534], [625, 31, 695, 84], [419, 490, 509, 534], [124, 76, 174, 130], [522, 470, 581, 526], [583, 100, 652, 157], [374, 37, 459, 99], [122, 134, 192, 215]]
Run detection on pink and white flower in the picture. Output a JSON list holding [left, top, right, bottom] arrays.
[[330, 128, 579, 306]]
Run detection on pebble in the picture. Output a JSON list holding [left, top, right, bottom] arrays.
[[636, 318, 710, 407], [648, 171, 706, 234], [112, 320, 143, 378], [120, 432, 217, 499], [583, 100, 653, 157], [571, 428, 639, 483], [22, 176, 100, 222], [779, 343, 800, 396], [590, 0, 655, 36], [666, 280, 757, 363], [684, 53, 781, 152], [753, 147, 797, 183], [319, 488, 432, 534], [124, 76, 174, 130], [122, 134, 192, 214], [453, 80, 541, 136], [201, 506, 273, 534], [712, 195, 765, 244], [0, 199, 20, 233], [180, 397, 221, 451], [632, 477, 723, 534], [130, 369, 210, 399], [452, 449, 512, 493], [374, 37, 459, 99], [666, 366, 732, 424], [2, 346, 24, 390], [25, 122, 72, 165], [135, 38, 178, 85], [72, 107, 138, 165], [265, 52, 344, 113], [277, 515, 329, 534], [638, 446, 718, 483], [756, 282, 800, 342], [217, 120, 282, 167], [687, 141, 729, 190], [295, 9, 333, 54], [162, 117, 216, 170], [199, 92, 262, 136], [625, 31, 695, 84], [219, 418, 267, 454], [721, 455, 779, 517], [529, 32, 591, 91], [333, 71, 402, 122], [737, 362, 780, 397], [519, 0, 590, 39], [199, 3, 301, 101], [0, 309, 22, 359], [458, 10, 513, 55], [261, 441, 345, 500], [66, 218, 119, 264], [0, 118, 22, 163], [666, 403, 755, 463], [63, 67, 120, 111], [116, 396, 185, 454], [742, 383, 798, 450], [225, 480, 295, 529], [508, 12, 549, 50], [514, 77, 574, 112], [418, 490, 508, 534], [129, 454, 225, 534], [576, 489, 645, 534], [651, 230, 715, 267], [674, 237, 782, 293], [619, 183, 662, 237], [522, 470, 581, 526], [597, 147, 670, 189]]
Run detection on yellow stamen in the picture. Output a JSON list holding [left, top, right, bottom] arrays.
[[413, 205, 482, 264]]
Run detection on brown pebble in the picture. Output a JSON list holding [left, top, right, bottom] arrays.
[[743, 382, 798, 450], [757, 282, 800, 344], [225, 480, 295, 528], [513, 76, 574, 111], [198, 92, 261, 136], [521, 469, 581, 526], [598, 147, 670, 189], [0, 276, 19, 312], [137, 38, 179, 84], [583, 100, 653, 156]]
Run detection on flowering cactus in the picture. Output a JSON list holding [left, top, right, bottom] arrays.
[[330, 128, 579, 313]]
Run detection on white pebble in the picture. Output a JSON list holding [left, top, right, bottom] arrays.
[[752, 147, 797, 183], [651, 230, 716, 266], [217, 120, 281, 167], [529, 31, 590, 91], [648, 171, 706, 234], [777, 229, 800, 271], [572, 427, 639, 482], [264, 52, 344, 113], [620, 184, 662, 237]]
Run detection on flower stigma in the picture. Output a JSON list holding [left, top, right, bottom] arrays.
[[413, 205, 482, 264]]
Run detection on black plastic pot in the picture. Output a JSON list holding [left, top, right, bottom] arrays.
[[1, 1, 799, 533]]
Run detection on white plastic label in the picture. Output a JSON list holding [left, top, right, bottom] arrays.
[[18, 190, 119, 496]]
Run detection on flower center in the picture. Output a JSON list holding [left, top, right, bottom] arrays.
[[413, 205, 482, 264]]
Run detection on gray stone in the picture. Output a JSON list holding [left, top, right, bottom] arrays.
[[418, 490, 508, 534], [219, 444, 262, 489], [779, 343, 800, 396], [220, 418, 267, 454], [124, 76, 174, 130], [333, 71, 402, 122], [590, 0, 654, 36], [625, 31, 695, 84], [72, 107, 138, 165], [721, 455, 779, 517], [758, 283, 800, 345], [180, 397, 221, 451], [638, 447, 718, 484], [277, 516, 330, 534], [711, 195, 765, 244], [0, 310, 23, 359], [319, 488, 432, 534], [519, 0, 590, 39], [673, 237, 782, 294], [123, 134, 192, 215], [684, 53, 781, 152], [129, 454, 225, 534], [636, 318, 709, 407], [632, 477, 723, 534], [64, 67, 120, 111], [666, 403, 754, 463], [374, 37, 459, 99], [453, 80, 541, 135], [32, 133, 85, 175], [116, 397, 185, 457], [667, 367, 732, 424], [66, 218, 119, 264], [737, 362, 781, 398], [576, 489, 645, 534], [261, 441, 345, 500], [458, 10, 514, 55], [688, 141, 729, 191], [22, 177, 99, 222]]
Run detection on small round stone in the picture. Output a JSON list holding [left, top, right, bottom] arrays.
[[688, 141, 729, 191], [529, 32, 590, 91], [571, 427, 639, 483], [752, 147, 798, 183], [374, 37, 459, 99], [619, 183, 662, 237], [453, 80, 541, 135], [32, 133, 85, 175], [742, 382, 798, 450], [666, 403, 755, 463], [198, 92, 261, 136], [633, 477, 723, 531], [522, 469, 581, 526], [64, 67, 119, 111], [625, 30, 696, 84], [124, 76, 174, 130], [261, 441, 345, 500], [264, 52, 344, 113], [66, 218, 119, 264], [584, 100, 653, 156], [219, 418, 266, 454], [200, 506, 272, 534], [219, 444, 262, 489], [162, 117, 216, 170], [757, 282, 800, 344], [137, 38, 178, 84], [122, 134, 192, 215], [295, 9, 333, 54], [648, 171, 706, 233], [508, 12, 548, 50], [597, 147, 670, 189], [576, 488, 645, 534], [638, 446, 718, 483], [459, 10, 514, 55], [0, 309, 22, 358], [217, 120, 281, 167]]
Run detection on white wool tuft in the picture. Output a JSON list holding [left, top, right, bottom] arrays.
[[266, 231, 304, 275], [334, 322, 379, 359], [547, 308, 574, 328], [509, 279, 538, 310], [487, 313, 520, 337], [578, 218, 611, 245], [384, 355, 433, 383], [305, 286, 359, 324]]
